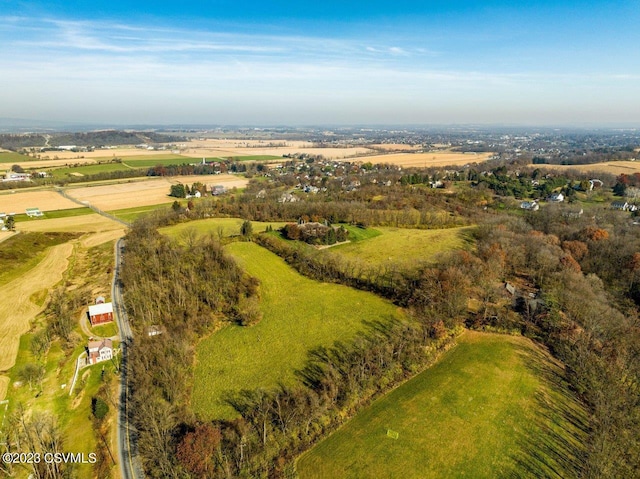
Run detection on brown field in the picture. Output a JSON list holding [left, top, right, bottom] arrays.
[[342, 151, 494, 167], [181, 146, 373, 160], [18, 214, 123, 235], [0, 243, 73, 390], [368, 144, 422, 152], [65, 174, 248, 210], [0, 190, 80, 213], [536, 161, 640, 176], [8, 158, 100, 169]]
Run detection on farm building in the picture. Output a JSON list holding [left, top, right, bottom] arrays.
[[3, 172, 31, 182], [87, 338, 113, 365], [25, 207, 44, 217], [88, 302, 114, 326], [548, 192, 564, 202]]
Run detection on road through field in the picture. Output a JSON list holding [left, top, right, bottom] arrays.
[[0, 242, 73, 399]]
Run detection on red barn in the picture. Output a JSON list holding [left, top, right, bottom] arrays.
[[88, 302, 114, 326]]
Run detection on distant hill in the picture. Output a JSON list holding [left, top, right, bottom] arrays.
[[0, 130, 186, 151]]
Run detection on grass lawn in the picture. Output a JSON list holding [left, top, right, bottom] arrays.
[[160, 217, 289, 239], [297, 331, 588, 479], [90, 321, 118, 338], [108, 204, 171, 222], [191, 242, 406, 419], [323, 226, 473, 268]]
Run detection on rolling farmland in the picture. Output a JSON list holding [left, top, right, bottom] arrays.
[[64, 174, 248, 210]]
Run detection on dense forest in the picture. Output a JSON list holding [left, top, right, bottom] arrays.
[[121, 168, 640, 478]]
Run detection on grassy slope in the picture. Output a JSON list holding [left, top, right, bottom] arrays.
[[192, 242, 405, 419], [108, 204, 171, 222], [160, 217, 289, 239], [297, 331, 588, 479], [324, 226, 472, 266], [0, 232, 78, 286]]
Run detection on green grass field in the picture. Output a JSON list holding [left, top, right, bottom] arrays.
[[12, 207, 94, 222], [49, 162, 133, 178], [297, 331, 588, 479], [0, 151, 33, 163], [159, 217, 289, 239], [191, 242, 405, 419], [121, 154, 195, 167], [324, 226, 473, 267], [108, 204, 171, 222]]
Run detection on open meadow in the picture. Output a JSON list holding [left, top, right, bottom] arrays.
[[191, 242, 406, 419], [297, 331, 588, 479], [324, 225, 472, 269], [347, 150, 494, 167], [17, 213, 125, 235], [64, 174, 248, 210], [160, 217, 288, 239]]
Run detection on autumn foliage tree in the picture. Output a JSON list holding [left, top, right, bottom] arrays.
[[176, 424, 222, 478]]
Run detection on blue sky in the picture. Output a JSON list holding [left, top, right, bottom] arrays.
[[1, 1, 639, 126]]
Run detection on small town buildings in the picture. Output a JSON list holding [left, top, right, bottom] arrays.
[[88, 302, 114, 326], [87, 338, 113, 365]]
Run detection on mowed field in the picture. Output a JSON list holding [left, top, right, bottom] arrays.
[[0, 189, 80, 213], [0, 243, 73, 396], [537, 160, 640, 176], [65, 174, 248, 210], [325, 226, 472, 268], [160, 217, 289, 239], [297, 331, 588, 479], [192, 242, 405, 419], [348, 150, 494, 167]]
